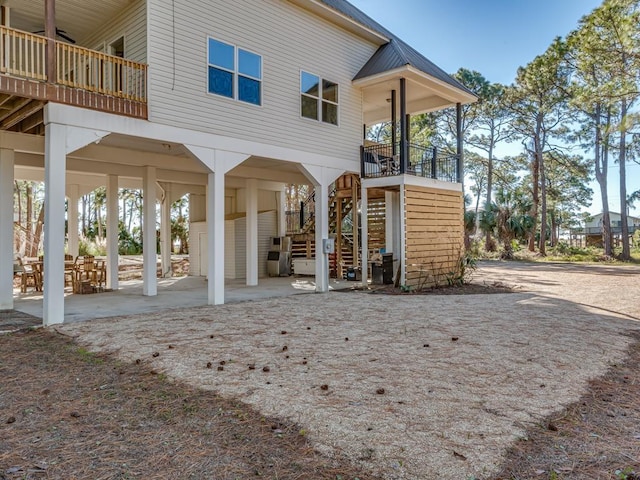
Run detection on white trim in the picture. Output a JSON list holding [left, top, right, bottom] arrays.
[[362, 174, 463, 192]]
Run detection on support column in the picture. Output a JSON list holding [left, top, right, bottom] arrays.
[[66, 184, 79, 258], [314, 182, 329, 292], [43, 123, 67, 325], [399, 186, 406, 286], [44, 0, 56, 82], [207, 170, 225, 304], [352, 180, 359, 267], [160, 184, 172, 278], [399, 78, 408, 174], [361, 185, 368, 287], [385, 191, 394, 254], [142, 166, 157, 296], [106, 174, 119, 290], [277, 186, 286, 237], [456, 102, 463, 185], [391, 89, 397, 156], [0, 149, 14, 310], [245, 178, 258, 286]]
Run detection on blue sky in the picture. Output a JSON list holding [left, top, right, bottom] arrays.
[[350, 0, 640, 217]]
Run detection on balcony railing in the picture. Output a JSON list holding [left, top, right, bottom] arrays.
[[571, 225, 639, 235], [57, 43, 146, 102], [361, 143, 459, 183], [0, 26, 147, 102], [0, 26, 47, 80]]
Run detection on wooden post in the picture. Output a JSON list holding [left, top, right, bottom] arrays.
[[336, 197, 343, 277], [456, 102, 463, 184], [45, 0, 56, 82], [399, 78, 408, 174], [352, 180, 359, 267], [391, 89, 396, 156]]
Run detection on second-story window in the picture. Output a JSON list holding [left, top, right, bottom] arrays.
[[208, 37, 262, 106], [301, 71, 338, 125]]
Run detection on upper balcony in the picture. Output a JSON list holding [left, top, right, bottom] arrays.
[[0, 9, 147, 135], [361, 142, 460, 183]]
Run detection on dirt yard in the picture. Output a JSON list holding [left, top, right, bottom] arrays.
[[24, 260, 633, 480], [2, 261, 639, 479]]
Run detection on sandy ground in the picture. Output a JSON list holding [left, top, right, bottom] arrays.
[[57, 261, 640, 479]]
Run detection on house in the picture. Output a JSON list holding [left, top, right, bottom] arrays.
[[0, 0, 475, 325], [571, 212, 640, 247]]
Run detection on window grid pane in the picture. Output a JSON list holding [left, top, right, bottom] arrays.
[[208, 38, 234, 71], [301, 94, 318, 120], [322, 80, 338, 103], [301, 72, 319, 97], [239, 76, 261, 105], [208, 66, 233, 98], [238, 49, 262, 80], [322, 101, 338, 125]]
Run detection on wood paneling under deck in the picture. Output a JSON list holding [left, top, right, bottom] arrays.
[[0, 76, 147, 130], [404, 184, 464, 289]]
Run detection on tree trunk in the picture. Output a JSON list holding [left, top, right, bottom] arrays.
[[619, 98, 630, 260], [593, 103, 612, 257], [538, 145, 547, 255], [529, 119, 541, 253], [30, 203, 45, 257], [484, 132, 495, 251]]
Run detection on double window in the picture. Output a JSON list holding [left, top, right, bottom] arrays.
[[301, 71, 338, 126], [207, 37, 262, 106]]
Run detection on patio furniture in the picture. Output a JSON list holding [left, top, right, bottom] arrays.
[[72, 255, 96, 293], [16, 257, 42, 293]]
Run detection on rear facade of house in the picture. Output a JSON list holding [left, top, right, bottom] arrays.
[[0, 0, 474, 324]]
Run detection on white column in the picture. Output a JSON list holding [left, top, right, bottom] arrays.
[[66, 184, 79, 258], [277, 186, 287, 237], [207, 170, 225, 304], [106, 174, 119, 290], [43, 124, 67, 325], [142, 166, 157, 296], [314, 182, 329, 293], [160, 184, 172, 278], [245, 178, 258, 286], [0, 149, 15, 310], [399, 185, 406, 286], [385, 191, 394, 253], [361, 185, 369, 287]]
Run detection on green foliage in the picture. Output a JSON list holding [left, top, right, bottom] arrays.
[[445, 252, 477, 286], [78, 237, 106, 256]]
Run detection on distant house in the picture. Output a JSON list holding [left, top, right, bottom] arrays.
[[0, 0, 475, 325], [572, 212, 640, 247]]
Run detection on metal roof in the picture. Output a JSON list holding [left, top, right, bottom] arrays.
[[317, 0, 474, 97]]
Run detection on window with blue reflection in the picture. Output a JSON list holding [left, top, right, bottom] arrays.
[[208, 66, 233, 98], [208, 38, 234, 71], [239, 49, 261, 79], [207, 38, 262, 106], [239, 76, 260, 105], [301, 72, 319, 97]]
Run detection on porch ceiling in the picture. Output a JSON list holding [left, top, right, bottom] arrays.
[[7, 0, 134, 45], [357, 67, 476, 125]]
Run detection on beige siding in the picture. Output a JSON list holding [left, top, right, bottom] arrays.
[[80, 0, 147, 63], [147, 0, 376, 161], [403, 185, 464, 289]]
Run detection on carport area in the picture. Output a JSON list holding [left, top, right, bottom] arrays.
[[10, 275, 358, 324]]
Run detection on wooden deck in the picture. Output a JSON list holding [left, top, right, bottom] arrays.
[[0, 25, 147, 134]]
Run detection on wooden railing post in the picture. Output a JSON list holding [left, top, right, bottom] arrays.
[[44, 0, 56, 82]]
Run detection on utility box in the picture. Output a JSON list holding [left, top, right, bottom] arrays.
[[322, 238, 335, 254], [267, 251, 291, 277]]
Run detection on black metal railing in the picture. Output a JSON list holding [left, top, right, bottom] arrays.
[[570, 225, 639, 235], [361, 143, 459, 183]]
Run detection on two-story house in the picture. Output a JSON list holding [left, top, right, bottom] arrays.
[[0, 0, 475, 325]]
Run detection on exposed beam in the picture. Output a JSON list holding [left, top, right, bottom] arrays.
[[1, 100, 45, 129], [18, 110, 45, 134], [0, 97, 31, 123]]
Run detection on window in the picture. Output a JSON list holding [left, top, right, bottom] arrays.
[[301, 71, 338, 125], [208, 37, 262, 106]]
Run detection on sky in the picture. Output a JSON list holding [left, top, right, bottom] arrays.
[[349, 0, 640, 217]]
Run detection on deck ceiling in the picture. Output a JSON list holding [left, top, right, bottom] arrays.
[[7, 0, 135, 45]]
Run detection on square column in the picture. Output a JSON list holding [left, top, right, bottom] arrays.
[[277, 186, 287, 237], [66, 184, 79, 258], [314, 183, 329, 292], [106, 174, 119, 290], [0, 149, 15, 310], [43, 124, 67, 325], [207, 171, 225, 304], [160, 184, 172, 278], [142, 166, 157, 296], [245, 178, 258, 286], [361, 186, 368, 287]]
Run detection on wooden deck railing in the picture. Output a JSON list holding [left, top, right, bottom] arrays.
[[0, 26, 47, 81], [56, 43, 146, 102], [0, 26, 147, 102]]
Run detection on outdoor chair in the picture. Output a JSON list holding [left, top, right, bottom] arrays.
[[16, 256, 42, 293]]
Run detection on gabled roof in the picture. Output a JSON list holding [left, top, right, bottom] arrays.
[[316, 0, 474, 97]]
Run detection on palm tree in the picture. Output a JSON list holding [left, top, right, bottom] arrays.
[[481, 189, 534, 259]]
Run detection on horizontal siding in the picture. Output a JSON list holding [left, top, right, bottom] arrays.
[[147, 0, 376, 161], [404, 185, 464, 289], [80, 0, 147, 64]]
